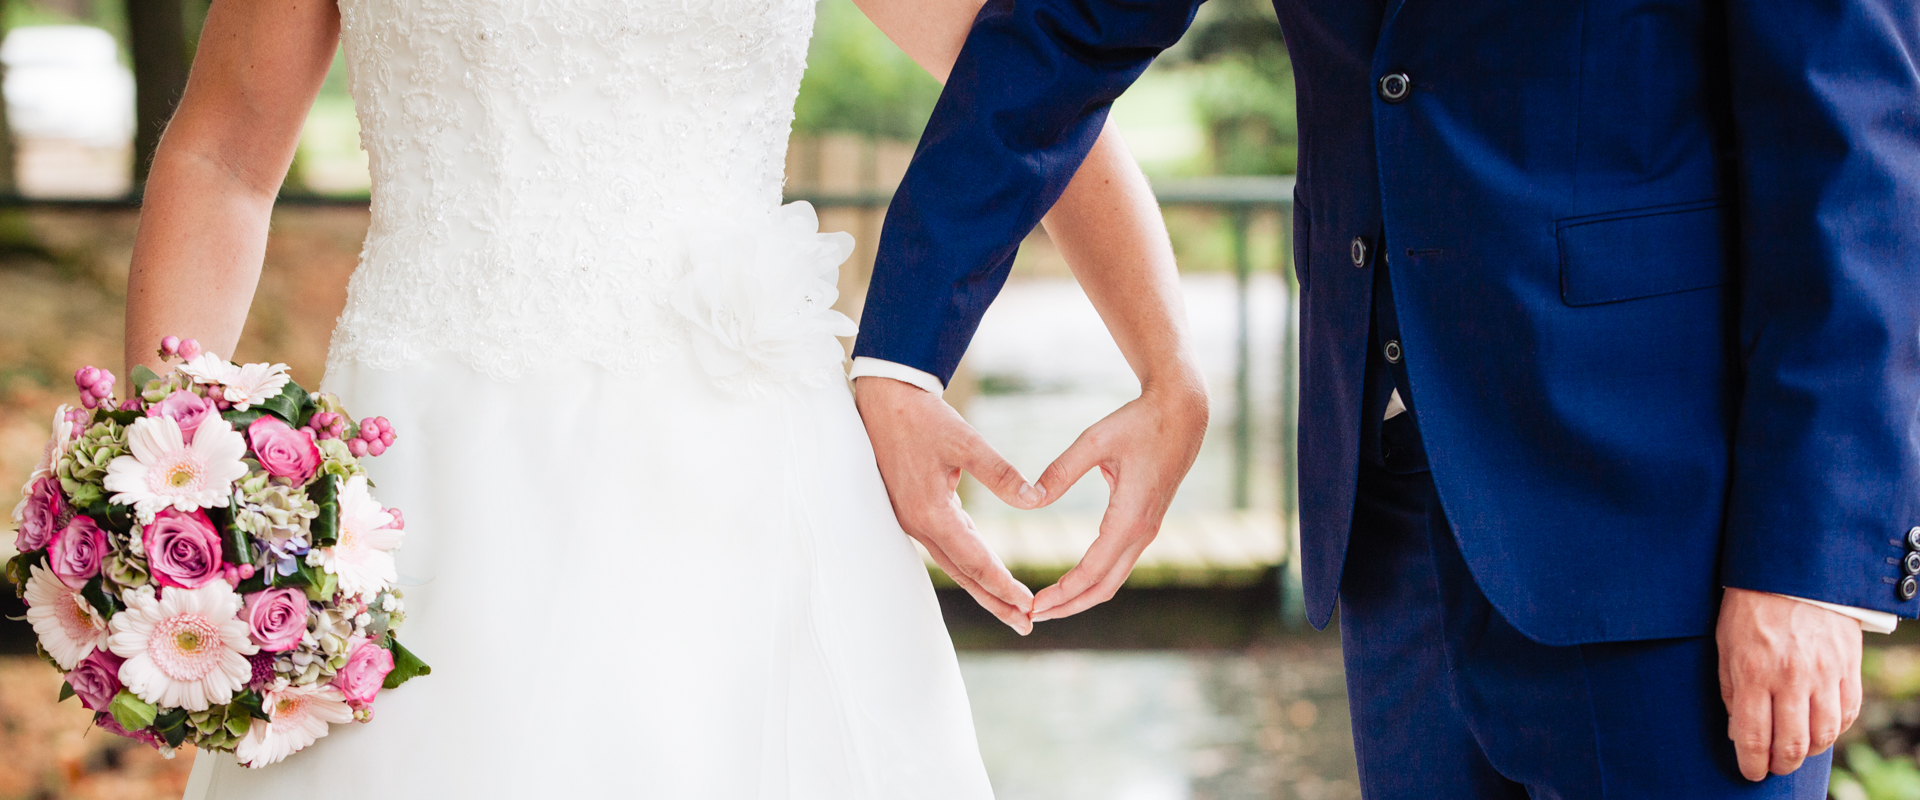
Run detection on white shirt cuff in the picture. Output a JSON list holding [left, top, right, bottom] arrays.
[[848, 357, 946, 398], [1771, 592, 1899, 634]]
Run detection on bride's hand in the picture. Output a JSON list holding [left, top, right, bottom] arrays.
[[855, 376, 1044, 635], [1028, 378, 1208, 623]]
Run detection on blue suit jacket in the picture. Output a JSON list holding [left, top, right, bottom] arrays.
[[852, 0, 1920, 644]]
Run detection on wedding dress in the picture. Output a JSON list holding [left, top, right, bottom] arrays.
[[182, 0, 995, 796]]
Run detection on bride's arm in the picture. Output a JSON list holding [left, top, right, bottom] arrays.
[[852, 0, 1210, 625], [122, 0, 340, 376]]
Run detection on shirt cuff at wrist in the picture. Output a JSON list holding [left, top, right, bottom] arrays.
[[849, 357, 946, 398], [1771, 592, 1899, 634]]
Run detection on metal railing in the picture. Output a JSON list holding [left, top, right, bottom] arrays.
[[0, 178, 1304, 604]]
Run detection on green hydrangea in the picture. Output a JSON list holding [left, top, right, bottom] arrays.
[[57, 418, 128, 503], [231, 473, 319, 544], [316, 438, 367, 480], [138, 371, 198, 404], [187, 703, 252, 751], [103, 548, 151, 592]]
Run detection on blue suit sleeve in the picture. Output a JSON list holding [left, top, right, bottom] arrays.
[[850, 0, 1204, 384], [1717, 0, 1920, 614]]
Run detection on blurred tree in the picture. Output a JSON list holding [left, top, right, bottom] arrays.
[[124, 0, 197, 188], [793, 0, 941, 140], [1177, 0, 1296, 175]]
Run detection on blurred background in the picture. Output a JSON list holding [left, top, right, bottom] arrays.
[[0, 2, 1914, 799]]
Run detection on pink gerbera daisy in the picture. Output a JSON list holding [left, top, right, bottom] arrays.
[[107, 582, 258, 711], [102, 415, 248, 522], [234, 680, 353, 768]]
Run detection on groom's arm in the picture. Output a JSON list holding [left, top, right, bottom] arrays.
[[851, 0, 1205, 382], [1714, 0, 1920, 782]]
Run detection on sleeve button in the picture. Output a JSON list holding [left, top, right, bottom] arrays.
[[1900, 575, 1918, 602], [1907, 526, 1920, 550]]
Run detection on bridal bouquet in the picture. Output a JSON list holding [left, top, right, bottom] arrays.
[[6, 337, 428, 768]]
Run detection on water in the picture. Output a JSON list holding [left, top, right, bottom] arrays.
[[960, 644, 1361, 800]]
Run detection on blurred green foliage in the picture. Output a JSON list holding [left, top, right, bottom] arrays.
[[1175, 0, 1297, 175], [794, 0, 942, 140], [1832, 744, 1920, 800]]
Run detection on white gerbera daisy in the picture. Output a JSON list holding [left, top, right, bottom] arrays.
[[24, 564, 106, 669], [107, 581, 258, 711], [217, 362, 291, 411], [311, 475, 403, 598], [234, 680, 352, 768], [103, 416, 248, 522], [176, 352, 234, 385]]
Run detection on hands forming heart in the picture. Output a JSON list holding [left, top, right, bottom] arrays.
[[855, 374, 1208, 634]]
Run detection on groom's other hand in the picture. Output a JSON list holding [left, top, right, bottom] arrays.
[[855, 375, 1043, 635], [1028, 378, 1208, 623], [1717, 587, 1864, 780]]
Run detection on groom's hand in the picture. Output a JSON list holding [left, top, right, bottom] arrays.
[[1717, 587, 1864, 781], [855, 376, 1043, 635], [1028, 380, 1208, 622]]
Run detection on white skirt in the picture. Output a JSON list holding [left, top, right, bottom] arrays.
[[183, 351, 994, 799]]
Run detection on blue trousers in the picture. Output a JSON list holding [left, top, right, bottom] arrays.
[[1337, 415, 1831, 799]]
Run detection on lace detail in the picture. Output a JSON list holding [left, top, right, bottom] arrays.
[[326, 0, 824, 383]]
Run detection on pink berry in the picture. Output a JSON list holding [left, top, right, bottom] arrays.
[[239, 564, 256, 579], [367, 441, 386, 457], [387, 509, 405, 529], [118, 398, 141, 411], [80, 394, 97, 409], [348, 439, 369, 457], [159, 336, 180, 358], [178, 339, 202, 360]]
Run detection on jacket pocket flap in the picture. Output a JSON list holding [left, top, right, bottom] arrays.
[[1558, 201, 1730, 307]]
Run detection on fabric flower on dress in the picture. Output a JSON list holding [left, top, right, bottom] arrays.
[[103, 416, 248, 523], [24, 564, 107, 669], [670, 201, 858, 398], [108, 581, 259, 712], [309, 476, 402, 599], [234, 680, 352, 768]]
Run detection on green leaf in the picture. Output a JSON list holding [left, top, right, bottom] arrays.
[[380, 638, 432, 690], [5, 550, 46, 595], [108, 689, 157, 731], [131, 364, 161, 391], [308, 474, 340, 547], [256, 379, 313, 427], [224, 712, 251, 738], [98, 409, 142, 426], [207, 506, 250, 566], [304, 568, 338, 603], [220, 407, 271, 433], [154, 707, 190, 748], [80, 574, 116, 621], [232, 689, 271, 722], [58, 681, 75, 702]]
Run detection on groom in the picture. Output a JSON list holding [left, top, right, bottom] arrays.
[[851, 0, 1920, 795]]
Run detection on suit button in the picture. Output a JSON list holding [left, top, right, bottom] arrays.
[[1901, 575, 1918, 602], [1351, 236, 1370, 268], [1907, 526, 1920, 550], [1384, 340, 1402, 363], [1904, 551, 1920, 576], [1379, 72, 1412, 103]]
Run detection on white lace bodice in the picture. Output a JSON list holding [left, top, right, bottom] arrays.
[[326, 0, 848, 387]]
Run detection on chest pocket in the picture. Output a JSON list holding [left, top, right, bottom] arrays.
[[1557, 200, 1732, 307]]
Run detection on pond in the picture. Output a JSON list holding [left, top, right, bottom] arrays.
[[960, 644, 1360, 800]]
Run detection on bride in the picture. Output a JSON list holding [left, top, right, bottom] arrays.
[[123, 0, 1192, 796]]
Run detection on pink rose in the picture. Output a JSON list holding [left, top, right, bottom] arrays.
[[14, 477, 64, 552], [143, 508, 225, 589], [248, 417, 321, 485], [242, 587, 309, 652], [333, 637, 394, 704], [48, 516, 107, 588], [147, 390, 214, 442], [66, 648, 125, 712]]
